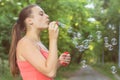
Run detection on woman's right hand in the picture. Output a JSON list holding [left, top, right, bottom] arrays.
[[48, 21, 59, 40]]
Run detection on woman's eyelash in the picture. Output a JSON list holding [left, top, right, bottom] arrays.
[[40, 13, 43, 16]]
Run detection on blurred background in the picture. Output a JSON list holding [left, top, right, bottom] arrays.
[[0, 0, 120, 80]]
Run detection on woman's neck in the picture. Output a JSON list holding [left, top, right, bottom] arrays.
[[25, 29, 48, 51], [25, 29, 41, 42]]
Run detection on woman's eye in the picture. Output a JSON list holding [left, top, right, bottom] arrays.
[[40, 13, 43, 16]]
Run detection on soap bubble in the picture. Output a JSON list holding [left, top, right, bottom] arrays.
[[77, 32, 82, 39], [88, 35, 93, 41], [96, 31, 102, 40], [78, 45, 85, 52], [81, 60, 87, 68], [104, 37, 109, 43], [111, 66, 117, 74], [108, 24, 112, 29], [111, 38, 117, 46], [82, 39, 89, 49], [104, 43, 109, 48], [108, 44, 113, 51], [67, 27, 73, 33]]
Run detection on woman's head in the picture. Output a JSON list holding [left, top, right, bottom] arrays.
[[18, 4, 49, 31], [9, 4, 49, 77]]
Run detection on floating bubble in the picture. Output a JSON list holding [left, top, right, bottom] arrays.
[[96, 31, 101, 35], [96, 31, 102, 40], [97, 35, 102, 40], [81, 60, 87, 68], [57, 22, 66, 28], [104, 43, 109, 48], [77, 32, 82, 39], [108, 44, 113, 51], [82, 40, 89, 49], [104, 37, 109, 43], [108, 24, 112, 29], [67, 27, 73, 33], [84, 44, 89, 49], [78, 45, 84, 52], [81, 60, 86, 63], [101, 9, 105, 13], [88, 35, 93, 41], [111, 66, 117, 74], [72, 32, 82, 39], [111, 38, 117, 45], [111, 26, 115, 30]]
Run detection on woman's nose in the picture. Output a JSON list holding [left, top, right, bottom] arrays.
[[46, 14, 49, 18]]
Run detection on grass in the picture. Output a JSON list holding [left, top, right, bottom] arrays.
[[0, 66, 20, 80], [92, 63, 120, 80], [0, 60, 21, 80], [55, 63, 81, 80]]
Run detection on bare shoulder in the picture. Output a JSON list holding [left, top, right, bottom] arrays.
[[17, 37, 31, 49], [16, 37, 36, 54], [16, 37, 40, 61]]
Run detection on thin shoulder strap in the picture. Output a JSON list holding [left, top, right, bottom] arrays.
[[36, 42, 48, 59]]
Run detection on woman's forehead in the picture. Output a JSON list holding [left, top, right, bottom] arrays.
[[32, 6, 44, 12]]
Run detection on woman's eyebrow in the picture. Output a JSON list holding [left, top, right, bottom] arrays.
[[39, 10, 45, 13]]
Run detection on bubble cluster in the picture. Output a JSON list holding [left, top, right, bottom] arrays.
[[60, 22, 117, 52], [104, 37, 117, 51], [103, 24, 117, 51], [72, 32, 93, 52], [81, 60, 87, 68], [111, 66, 117, 74]]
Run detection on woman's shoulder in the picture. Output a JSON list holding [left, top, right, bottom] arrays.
[[17, 37, 33, 50], [18, 37, 30, 44]]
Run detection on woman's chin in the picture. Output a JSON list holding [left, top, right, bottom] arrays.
[[41, 26, 48, 30]]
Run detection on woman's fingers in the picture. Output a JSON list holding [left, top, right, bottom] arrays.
[[48, 21, 59, 39], [49, 21, 58, 30], [63, 54, 71, 63]]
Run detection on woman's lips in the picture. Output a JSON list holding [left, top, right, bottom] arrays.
[[46, 20, 49, 24]]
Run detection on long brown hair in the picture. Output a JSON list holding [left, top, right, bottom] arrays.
[[9, 4, 38, 77]]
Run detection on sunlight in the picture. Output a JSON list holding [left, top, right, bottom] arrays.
[[89, 45, 93, 51]]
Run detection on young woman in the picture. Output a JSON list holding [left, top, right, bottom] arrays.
[[9, 4, 71, 80]]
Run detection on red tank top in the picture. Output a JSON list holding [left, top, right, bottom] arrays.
[[17, 49, 53, 80]]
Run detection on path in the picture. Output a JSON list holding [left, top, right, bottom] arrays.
[[67, 65, 112, 80]]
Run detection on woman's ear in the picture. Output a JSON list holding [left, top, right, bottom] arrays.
[[25, 18, 33, 25]]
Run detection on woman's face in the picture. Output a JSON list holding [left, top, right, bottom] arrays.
[[30, 6, 49, 29]]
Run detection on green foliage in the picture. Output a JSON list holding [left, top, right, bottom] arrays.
[[0, 0, 119, 64], [0, 0, 120, 79]]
